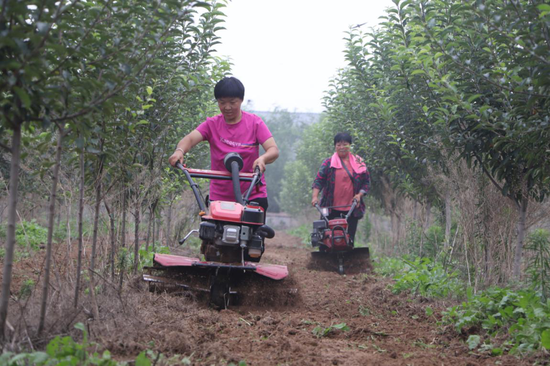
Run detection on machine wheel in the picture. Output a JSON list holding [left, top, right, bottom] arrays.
[[210, 280, 231, 309], [338, 256, 345, 275]]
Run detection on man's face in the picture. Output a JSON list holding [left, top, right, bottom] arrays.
[[217, 97, 243, 121]]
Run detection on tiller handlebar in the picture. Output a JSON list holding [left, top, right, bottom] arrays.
[[315, 198, 358, 223], [175, 153, 263, 210]]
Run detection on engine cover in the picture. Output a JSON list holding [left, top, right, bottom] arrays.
[[242, 204, 264, 224], [208, 201, 244, 223]]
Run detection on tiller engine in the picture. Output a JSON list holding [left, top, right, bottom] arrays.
[[310, 201, 370, 275]]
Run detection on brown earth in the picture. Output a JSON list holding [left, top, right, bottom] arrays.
[[1, 232, 546, 365]]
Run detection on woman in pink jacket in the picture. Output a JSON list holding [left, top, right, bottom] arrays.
[[311, 132, 370, 244]]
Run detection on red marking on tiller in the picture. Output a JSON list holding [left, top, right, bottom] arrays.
[[208, 201, 243, 222]]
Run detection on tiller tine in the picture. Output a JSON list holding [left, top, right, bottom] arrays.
[[309, 247, 371, 275]]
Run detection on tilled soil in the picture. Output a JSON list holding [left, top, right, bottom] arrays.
[[96, 233, 531, 365], [1, 232, 540, 365]]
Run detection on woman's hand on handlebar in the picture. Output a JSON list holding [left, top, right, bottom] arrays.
[[253, 157, 266, 173], [352, 193, 363, 203], [311, 196, 319, 207], [168, 149, 185, 167]]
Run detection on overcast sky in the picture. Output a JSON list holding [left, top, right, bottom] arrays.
[[214, 0, 395, 113]]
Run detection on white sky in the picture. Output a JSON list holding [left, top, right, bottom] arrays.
[[214, 0, 395, 113]]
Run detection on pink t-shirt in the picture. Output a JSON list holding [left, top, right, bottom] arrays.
[[196, 111, 272, 201]]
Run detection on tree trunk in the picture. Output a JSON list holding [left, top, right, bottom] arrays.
[[156, 217, 161, 246], [145, 205, 152, 251], [0, 123, 22, 340], [133, 203, 140, 274], [38, 129, 64, 335], [152, 206, 156, 252], [512, 196, 529, 279], [119, 190, 127, 289], [166, 200, 172, 247], [147, 199, 158, 251], [425, 201, 432, 229], [65, 194, 71, 247], [390, 210, 398, 255], [74, 149, 85, 308], [104, 201, 116, 279], [444, 189, 452, 249], [89, 139, 104, 321]]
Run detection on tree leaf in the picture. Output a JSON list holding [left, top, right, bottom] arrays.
[[541, 329, 550, 350], [466, 335, 481, 350], [135, 351, 152, 366], [13, 87, 31, 109]]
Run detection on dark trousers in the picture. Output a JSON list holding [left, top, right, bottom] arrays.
[[328, 209, 359, 244]]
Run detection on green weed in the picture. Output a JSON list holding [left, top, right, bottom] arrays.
[[374, 256, 409, 277], [0, 323, 189, 365], [359, 305, 370, 316], [18, 279, 35, 300], [392, 257, 465, 299], [117, 244, 171, 274], [442, 287, 550, 354], [16, 220, 47, 250], [375, 256, 464, 299], [525, 229, 550, 301], [287, 224, 311, 247], [228, 362, 247, 366], [312, 322, 350, 338]]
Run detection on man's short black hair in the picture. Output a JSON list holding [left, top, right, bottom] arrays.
[[214, 77, 245, 100], [334, 132, 352, 145]]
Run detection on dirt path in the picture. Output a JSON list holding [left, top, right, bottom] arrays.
[[2, 232, 536, 365], [91, 232, 529, 365]]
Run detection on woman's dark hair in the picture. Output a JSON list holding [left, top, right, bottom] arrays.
[[334, 132, 352, 145], [214, 77, 245, 100]]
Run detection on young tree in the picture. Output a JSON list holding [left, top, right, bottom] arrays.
[[0, 0, 228, 340]]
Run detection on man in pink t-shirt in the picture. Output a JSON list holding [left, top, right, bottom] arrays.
[[168, 77, 279, 213]]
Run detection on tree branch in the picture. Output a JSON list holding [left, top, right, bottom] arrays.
[[0, 141, 11, 153]]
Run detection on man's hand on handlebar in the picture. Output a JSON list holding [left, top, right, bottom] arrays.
[[353, 193, 363, 203]]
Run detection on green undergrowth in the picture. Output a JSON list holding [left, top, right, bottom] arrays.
[[374, 255, 550, 355], [443, 287, 550, 355], [0, 323, 190, 366], [375, 256, 465, 299], [0, 220, 70, 261], [287, 224, 311, 246], [116, 244, 171, 273]]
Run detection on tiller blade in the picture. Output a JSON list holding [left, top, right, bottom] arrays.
[[309, 247, 371, 275], [143, 254, 294, 309]]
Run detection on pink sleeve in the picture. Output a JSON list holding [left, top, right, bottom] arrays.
[[256, 118, 272, 145], [195, 119, 211, 141]]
